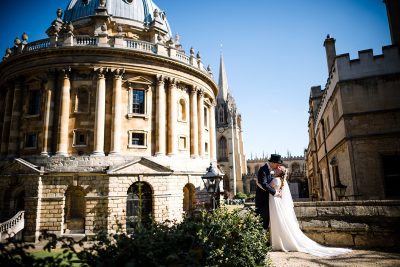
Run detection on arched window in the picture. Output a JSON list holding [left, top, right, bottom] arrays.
[[218, 108, 224, 124], [218, 136, 227, 160], [183, 183, 196, 213], [74, 87, 89, 113], [178, 99, 187, 121], [126, 182, 152, 232], [64, 186, 85, 234]]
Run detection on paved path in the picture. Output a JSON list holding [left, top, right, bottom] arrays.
[[268, 249, 400, 267]]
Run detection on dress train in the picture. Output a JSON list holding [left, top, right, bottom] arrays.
[[269, 179, 351, 257]]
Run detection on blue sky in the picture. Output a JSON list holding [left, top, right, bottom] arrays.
[[0, 0, 391, 159]]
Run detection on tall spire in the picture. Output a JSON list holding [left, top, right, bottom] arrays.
[[218, 53, 229, 101]]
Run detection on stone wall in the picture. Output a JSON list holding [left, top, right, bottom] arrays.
[[294, 200, 400, 248]]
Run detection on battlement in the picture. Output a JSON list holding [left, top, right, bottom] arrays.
[[314, 45, 400, 129], [336, 45, 400, 81]]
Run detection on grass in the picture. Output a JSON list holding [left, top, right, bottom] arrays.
[[31, 248, 82, 266]]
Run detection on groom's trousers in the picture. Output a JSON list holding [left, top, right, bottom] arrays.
[[255, 187, 270, 230]]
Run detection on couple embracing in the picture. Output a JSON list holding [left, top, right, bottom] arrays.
[[255, 154, 351, 257]]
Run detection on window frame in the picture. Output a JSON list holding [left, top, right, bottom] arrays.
[[73, 86, 90, 114], [26, 89, 41, 117], [72, 129, 89, 147], [24, 133, 38, 149], [128, 130, 147, 148], [178, 135, 188, 151], [127, 86, 149, 119]]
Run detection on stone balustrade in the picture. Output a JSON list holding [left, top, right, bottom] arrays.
[[0, 210, 25, 242], [4, 36, 209, 74]]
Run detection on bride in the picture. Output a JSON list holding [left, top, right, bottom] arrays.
[[269, 166, 352, 257]]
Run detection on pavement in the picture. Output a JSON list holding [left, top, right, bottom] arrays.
[[268, 249, 400, 267]]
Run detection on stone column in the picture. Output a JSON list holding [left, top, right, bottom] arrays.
[[197, 89, 205, 158], [41, 72, 56, 156], [155, 76, 166, 156], [56, 69, 71, 156], [0, 87, 13, 157], [92, 68, 107, 156], [8, 79, 23, 158], [189, 87, 198, 158], [167, 80, 177, 156], [209, 100, 217, 161], [110, 69, 123, 155]]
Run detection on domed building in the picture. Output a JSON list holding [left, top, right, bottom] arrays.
[[0, 0, 218, 242]]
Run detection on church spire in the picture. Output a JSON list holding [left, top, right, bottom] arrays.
[[218, 53, 229, 101]]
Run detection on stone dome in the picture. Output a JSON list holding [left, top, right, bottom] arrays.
[[64, 0, 171, 34]]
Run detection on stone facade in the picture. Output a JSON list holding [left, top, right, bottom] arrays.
[[306, 2, 400, 201], [215, 55, 246, 196], [0, 0, 218, 242], [244, 155, 309, 200]]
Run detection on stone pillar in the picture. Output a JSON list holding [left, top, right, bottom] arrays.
[[110, 69, 123, 155], [155, 76, 166, 156], [41, 72, 56, 156], [8, 79, 23, 157], [168, 80, 177, 156], [189, 87, 198, 158], [92, 68, 107, 156], [56, 69, 71, 156], [209, 100, 217, 161], [197, 89, 205, 158], [0, 87, 13, 157]]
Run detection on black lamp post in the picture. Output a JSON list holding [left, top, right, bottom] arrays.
[[333, 181, 347, 200], [201, 163, 223, 209]]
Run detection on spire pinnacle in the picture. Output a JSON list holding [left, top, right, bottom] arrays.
[[218, 51, 229, 101]]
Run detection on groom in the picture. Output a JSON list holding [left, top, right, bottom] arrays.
[[255, 154, 284, 230]]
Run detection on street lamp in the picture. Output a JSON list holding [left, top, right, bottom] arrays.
[[333, 181, 347, 200], [201, 163, 223, 209]]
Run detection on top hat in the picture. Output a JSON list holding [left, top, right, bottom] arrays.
[[268, 154, 283, 164]]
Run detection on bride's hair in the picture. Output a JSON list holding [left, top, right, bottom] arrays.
[[277, 166, 288, 189]]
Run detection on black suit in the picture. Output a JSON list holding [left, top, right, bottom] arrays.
[[255, 163, 277, 229]]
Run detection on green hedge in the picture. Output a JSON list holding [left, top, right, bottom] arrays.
[[0, 207, 270, 267]]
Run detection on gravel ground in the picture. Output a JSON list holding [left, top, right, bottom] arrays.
[[268, 249, 400, 267]]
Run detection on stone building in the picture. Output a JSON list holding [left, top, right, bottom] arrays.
[[306, 0, 400, 201], [0, 0, 219, 242], [215, 55, 246, 197], [244, 155, 308, 201]]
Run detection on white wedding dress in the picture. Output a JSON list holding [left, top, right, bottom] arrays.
[[269, 177, 352, 257]]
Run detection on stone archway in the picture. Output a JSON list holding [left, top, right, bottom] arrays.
[[183, 183, 196, 213], [126, 182, 153, 233], [64, 186, 86, 234]]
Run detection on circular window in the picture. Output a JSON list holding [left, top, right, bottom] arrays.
[[82, 0, 90, 5], [124, 0, 133, 4]]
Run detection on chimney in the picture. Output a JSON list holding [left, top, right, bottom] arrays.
[[384, 0, 400, 46], [323, 34, 336, 73]]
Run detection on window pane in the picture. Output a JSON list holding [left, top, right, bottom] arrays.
[[28, 90, 40, 115], [26, 134, 37, 148], [131, 133, 145, 146], [132, 90, 145, 114]]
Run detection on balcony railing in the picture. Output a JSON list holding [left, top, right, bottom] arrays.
[[4, 36, 210, 75], [26, 39, 51, 52], [124, 39, 156, 53], [75, 35, 98, 46]]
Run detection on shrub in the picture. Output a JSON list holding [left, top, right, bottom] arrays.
[[0, 208, 270, 267], [234, 192, 248, 200]]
